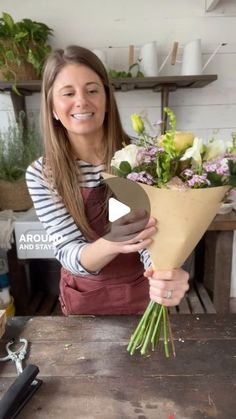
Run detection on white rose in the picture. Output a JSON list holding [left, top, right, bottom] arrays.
[[111, 144, 141, 169]]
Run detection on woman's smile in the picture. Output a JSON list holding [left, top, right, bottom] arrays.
[[72, 112, 94, 120]]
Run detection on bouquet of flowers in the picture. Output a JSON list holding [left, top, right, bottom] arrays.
[[110, 108, 236, 357]]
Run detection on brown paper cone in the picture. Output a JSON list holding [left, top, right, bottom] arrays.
[[102, 172, 228, 269], [139, 183, 229, 269]]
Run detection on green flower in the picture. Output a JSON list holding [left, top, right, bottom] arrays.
[[131, 114, 145, 134]]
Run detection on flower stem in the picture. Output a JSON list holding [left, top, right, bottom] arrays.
[[151, 304, 164, 348], [167, 311, 176, 357], [140, 304, 159, 355], [163, 305, 170, 358], [127, 301, 155, 355], [127, 301, 171, 357]]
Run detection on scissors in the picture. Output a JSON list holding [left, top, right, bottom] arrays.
[[0, 337, 28, 375]]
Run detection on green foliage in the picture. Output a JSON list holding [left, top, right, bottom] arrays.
[[156, 107, 177, 186], [0, 113, 43, 181], [112, 161, 132, 177], [0, 12, 53, 82], [108, 62, 144, 79], [228, 160, 236, 187], [119, 161, 132, 174], [206, 172, 224, 187]]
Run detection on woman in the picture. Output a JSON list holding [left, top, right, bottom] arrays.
[[26, 45, 189, 315]]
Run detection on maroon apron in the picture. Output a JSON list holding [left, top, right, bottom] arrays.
[[59, 185, 149, 315]]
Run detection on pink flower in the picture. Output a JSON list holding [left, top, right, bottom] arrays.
[[137, 146, 161, 164], [203, 158, 229, 176], [186, 174, 211, 188], [127, 171, 154, 185]]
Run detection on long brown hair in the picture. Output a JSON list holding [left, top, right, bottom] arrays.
[[40, 45, 130, 240]]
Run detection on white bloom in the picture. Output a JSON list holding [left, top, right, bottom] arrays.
[[111, 144, 141, 169], [204, 139, 226, 160], [180, 137, 203, 166]]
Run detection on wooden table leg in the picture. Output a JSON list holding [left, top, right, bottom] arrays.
[[203, 230, 233, 313]]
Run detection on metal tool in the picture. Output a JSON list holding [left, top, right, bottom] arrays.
[[0, 338, 42, 419], [0, 338, 28, 375]]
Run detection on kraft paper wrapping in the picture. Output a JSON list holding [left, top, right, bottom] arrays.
[[137, 183, 229, 269], [102, 173, 228, 270]]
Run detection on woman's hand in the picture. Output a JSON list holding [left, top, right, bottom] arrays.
[[80, 211, 157, 273], [144, 268, 189, 307], [104, 209, 157, 254]]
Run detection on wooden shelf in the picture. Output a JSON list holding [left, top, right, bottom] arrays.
[[0, 75, 218, 132], [111, 74, 218, 92], [0, 74, 218, 94], [0, 80, 42, 95]]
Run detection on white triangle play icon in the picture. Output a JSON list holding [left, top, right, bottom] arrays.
[[108, 197, 131, 222]]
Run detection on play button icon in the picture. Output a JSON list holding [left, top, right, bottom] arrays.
[[101, 174, 151, 242], [108, 197, 131, 222]]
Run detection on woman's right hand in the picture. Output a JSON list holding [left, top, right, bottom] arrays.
[[80, 210, 157, 273], [104, 209, 157, 254]]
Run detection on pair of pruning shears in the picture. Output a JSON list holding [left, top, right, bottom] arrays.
[[0, 338, 28, 375]]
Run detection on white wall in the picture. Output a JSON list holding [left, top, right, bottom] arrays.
[[1, 0, 236, 294]]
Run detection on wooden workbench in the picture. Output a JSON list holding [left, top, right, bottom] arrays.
[[201, 211, 236, 313], [0, 315, 236, 418]]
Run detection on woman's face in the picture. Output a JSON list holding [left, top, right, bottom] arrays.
[[52, 63, 107, 141]]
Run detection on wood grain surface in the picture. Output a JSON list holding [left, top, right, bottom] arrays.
[[0, 315, 235, 418]]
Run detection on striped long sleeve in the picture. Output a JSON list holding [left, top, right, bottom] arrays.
[[26, 157, 152, 274]]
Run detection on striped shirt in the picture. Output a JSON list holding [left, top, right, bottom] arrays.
[[26, 157, 151, 275]]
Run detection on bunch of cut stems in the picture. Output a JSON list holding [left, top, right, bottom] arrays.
[[127, 301, 175, 356]]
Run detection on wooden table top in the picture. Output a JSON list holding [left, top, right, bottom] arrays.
[[209, 210, 236, 230], [0, 314, 236, 418]]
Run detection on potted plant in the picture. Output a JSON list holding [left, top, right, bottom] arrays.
[[0, 12, 53, 91], [0, 112, 43, 211]]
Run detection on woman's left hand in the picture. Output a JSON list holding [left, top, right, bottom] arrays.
[[144, 268, 189, 307]]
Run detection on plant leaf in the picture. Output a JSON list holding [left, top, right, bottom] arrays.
[[228, 159, 236, 175], [2, 12, 14, 31], [119, 161, 132, 174], [229, 176, 236, 187], [207, 172, 223, 186]]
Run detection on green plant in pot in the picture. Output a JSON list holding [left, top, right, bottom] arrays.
[[0, 112, 43, 210], [0, 12, 53, 92]]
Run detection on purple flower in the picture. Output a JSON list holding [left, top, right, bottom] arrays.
[[137, 146, 161, 164], [181, 168, 195, 179], [186, 174, 211, 188], [126, 172, 141, 182], [127, 171, 154, 185], [203, 158, 229, 176]]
